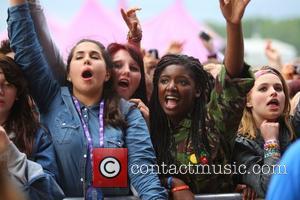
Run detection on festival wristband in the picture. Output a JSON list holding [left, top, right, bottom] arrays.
[[171, 185, 190, 192]]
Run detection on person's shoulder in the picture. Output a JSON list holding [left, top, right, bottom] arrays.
[[284, 139, 300, 157], [34, 125, 52, 144], [235, 134, 250, 143], [119, 98, 136, 115], [235, 134, 259, 149]]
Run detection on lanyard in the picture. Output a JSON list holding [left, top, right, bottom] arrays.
[[72, 96, 105, 167]]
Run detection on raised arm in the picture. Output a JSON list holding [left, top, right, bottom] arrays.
[[28, 0, 66, 85], [121, 7, 142, 48], [220, 0, 250, 77], [265, 40, 282, 70], [8, 0, 60, 112]]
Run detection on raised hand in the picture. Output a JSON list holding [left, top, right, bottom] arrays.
[[121, 7, 142, 45], [265, 40, 282, 68], [166, 41, 185, 55], [9, 0, 26, 6], [219, 0, 251, 24]]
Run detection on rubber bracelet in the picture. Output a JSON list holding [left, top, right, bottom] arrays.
[[171, 185, 190, 192]]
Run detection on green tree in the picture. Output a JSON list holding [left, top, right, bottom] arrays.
[[208, 18, 300, 55]]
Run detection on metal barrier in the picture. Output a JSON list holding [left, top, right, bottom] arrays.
[[64, 193, 242, 200]]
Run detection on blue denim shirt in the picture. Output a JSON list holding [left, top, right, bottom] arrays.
[[7, 3, 167, 199]]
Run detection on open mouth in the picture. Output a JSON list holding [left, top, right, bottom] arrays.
[[81, 70, 93, 79], [267, 99, 279, 106], [165, 95, 179, 109], [118, 79, 129, 88]]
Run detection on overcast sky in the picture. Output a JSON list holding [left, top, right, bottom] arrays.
[[1, 0, 300, 32]]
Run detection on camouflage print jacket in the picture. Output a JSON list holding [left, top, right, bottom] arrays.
[[169, 65, 254, 194]]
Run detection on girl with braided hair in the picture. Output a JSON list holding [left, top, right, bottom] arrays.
[[149, 0, 253, 199]]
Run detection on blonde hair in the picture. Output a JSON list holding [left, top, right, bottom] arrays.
[[238, 66, 295, 140], [290, 91, 300, 116]]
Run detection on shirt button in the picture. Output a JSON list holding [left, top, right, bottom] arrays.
[[62, 123, 66, 126], [80, 178, 83, 182], [83, 154, 87, 158], [83, 115, 87, 118], [84, 108, 87, 111]]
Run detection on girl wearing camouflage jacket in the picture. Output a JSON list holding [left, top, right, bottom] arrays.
[[149, 0, 253, 199]]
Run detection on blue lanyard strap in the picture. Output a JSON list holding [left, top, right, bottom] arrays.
[[72, 96, 105, 167]]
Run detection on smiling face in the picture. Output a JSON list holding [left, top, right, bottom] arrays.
[[112, 49, 141, 100], [158, 64, 200, 123], [0, 68, 17, 124], [68, 41, 110, 101], [247, 73, 286, 124]]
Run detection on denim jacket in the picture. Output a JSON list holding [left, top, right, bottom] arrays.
[[8, 3, 167, 199], [27, 127, 65, 200]]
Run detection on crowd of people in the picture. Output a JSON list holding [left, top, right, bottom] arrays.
[[0, 0, 299, 200]]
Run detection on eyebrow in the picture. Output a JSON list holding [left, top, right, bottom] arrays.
[[75, 50, 101, 55], [258, 82, 282, 86], [160, 74, 191, 78]]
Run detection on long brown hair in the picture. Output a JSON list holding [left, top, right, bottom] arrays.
[[239, 66, 295, 139], [66, 39, 126, 128], [0, 54, 38, 155]]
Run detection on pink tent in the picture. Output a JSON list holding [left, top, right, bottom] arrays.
[[0, 30, 8, 41], [62, 0, 127, 55], [0, 17, 64, 51], [142, 0, 224, 62], [1, 0, 224, 62]]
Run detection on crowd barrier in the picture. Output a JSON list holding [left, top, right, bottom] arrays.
[[64, 193, 243, 200]]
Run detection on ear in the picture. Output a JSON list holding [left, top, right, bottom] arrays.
[[246, 94, 253, 108], [195, 88, 201, 98], [67, 75, 71, 82], [246, 101, 253, 108], [104, 72, 110, 82]]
